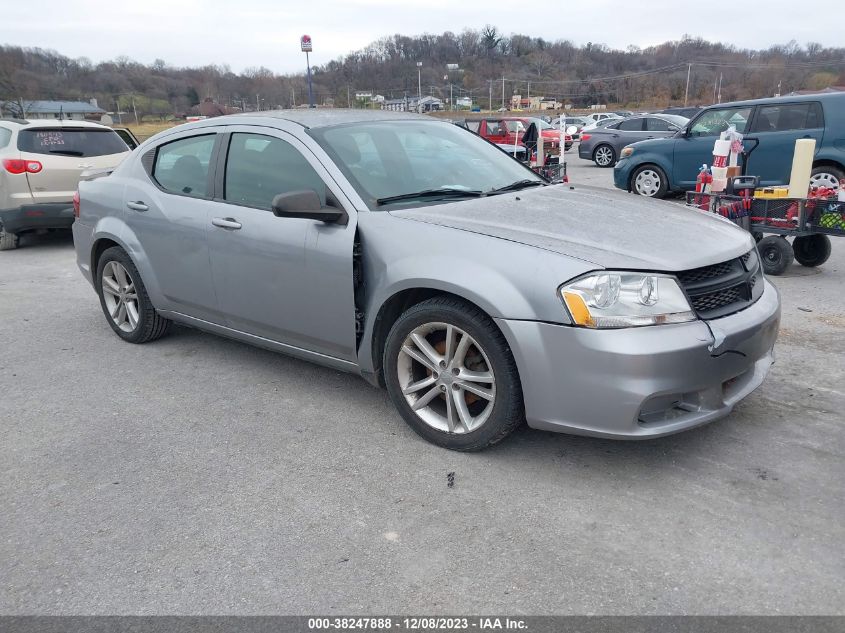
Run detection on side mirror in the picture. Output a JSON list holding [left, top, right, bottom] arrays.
[[272, 190, 347, 224]]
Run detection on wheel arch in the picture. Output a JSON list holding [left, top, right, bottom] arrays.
[[366, 287, 509, 388], [89, 223, 164, 307]]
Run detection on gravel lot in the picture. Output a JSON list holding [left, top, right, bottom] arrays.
[[1, 157, 843, 615]]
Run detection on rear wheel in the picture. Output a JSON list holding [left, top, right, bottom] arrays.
[[593, 144, 616, 168], [631, 165, 668, 198], [384, 296, 524, 451], [0, 229, 19, 251], [809, 165, 844, 191], [96, 246, 171, 343], [793, 234, 831, 267], [758, 236, 794, 275]]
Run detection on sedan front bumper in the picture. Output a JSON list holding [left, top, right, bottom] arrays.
[[496, 279, 780, 439]]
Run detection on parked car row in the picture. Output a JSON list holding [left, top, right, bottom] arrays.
[[0, 118, 137, 249], [613, 93, 845, 197]]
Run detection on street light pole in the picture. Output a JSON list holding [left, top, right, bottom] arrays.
[[416, 62, 422, 104]]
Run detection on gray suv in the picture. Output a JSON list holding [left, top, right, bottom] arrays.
[[72, 110, 780, 451]]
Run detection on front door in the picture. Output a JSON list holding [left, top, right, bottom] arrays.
[[206, 129, 358, 362], [672, 105, 753, 190], [745, 101, 824, 186]]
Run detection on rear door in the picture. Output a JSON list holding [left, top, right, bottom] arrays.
[[18, 126, 129, 204], [672, 105, 753, 190], [122, 130, 223, 323], [746, 101, 824, 186]]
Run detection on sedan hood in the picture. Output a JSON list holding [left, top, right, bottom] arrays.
[[389, 184, 753, 271]]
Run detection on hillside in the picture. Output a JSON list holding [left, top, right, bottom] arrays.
[[2, 28, 844, 119]]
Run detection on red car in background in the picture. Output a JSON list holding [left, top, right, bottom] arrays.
[[464, 117, 573, 153]]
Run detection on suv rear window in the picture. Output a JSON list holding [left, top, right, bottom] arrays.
[[18, 128, 128, 157]]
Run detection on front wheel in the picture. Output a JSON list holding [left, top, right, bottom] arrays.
[[631, 165, 668, 198], [793, 234, 831, 267], [757, 236, 794, 276], [383, 296, 524, 451], [96, 246, 171, 343]]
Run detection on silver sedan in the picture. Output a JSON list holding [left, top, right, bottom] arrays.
[[72, 110, 778, 451]]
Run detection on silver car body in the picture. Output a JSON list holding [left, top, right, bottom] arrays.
[[73, 111, 780, 439]]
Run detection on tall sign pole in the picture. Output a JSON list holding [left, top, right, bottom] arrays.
[[301, 34, 314, 108]]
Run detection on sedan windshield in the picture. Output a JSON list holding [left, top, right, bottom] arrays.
[[310, 120, 544, 209]]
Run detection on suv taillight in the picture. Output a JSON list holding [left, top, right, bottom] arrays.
[[3, 159, 43, 174], [73, 191, 80, 218]]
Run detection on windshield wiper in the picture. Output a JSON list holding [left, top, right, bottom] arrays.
[[376, 188, 484, 206], [489, 180, 546, 194], [48, 150, 84, 156]]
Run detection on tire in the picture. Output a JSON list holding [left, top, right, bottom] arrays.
[[0, 229, 19, 251], [809, 165, 844, 191], [383, 296, 524, 451], [631, 165, 668, 198], [593, 144, 616, 168], [793, 234, 832, 267], [95, 246, 171, 343], [757, 236, 794, 276]]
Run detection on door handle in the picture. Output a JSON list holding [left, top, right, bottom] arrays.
[[212, 217, 242, 230], [126, 200, 148, 212]]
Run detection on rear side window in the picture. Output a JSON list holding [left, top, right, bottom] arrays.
[[0, 127, 11, 149], [465, 120, 481, 133], [153, 134, 215, 197], [18, 128, 128, 157], [224, 133, 326, 210], [750, 102, 825, 132]]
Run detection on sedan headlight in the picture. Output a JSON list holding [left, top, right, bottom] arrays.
[[620, 146, 635, 158], [560, 272, 696, 328]]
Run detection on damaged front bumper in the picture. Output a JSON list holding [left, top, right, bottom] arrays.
[[496, 278, 781, 439]]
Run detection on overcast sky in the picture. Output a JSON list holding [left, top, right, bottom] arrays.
[[3, 0, 841, 74]]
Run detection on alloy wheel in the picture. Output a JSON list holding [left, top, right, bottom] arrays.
[[101, 261, 139, 333], [595, 146, 614, 166], [397, 322, 496, 434], [634, 169, 662, 196]]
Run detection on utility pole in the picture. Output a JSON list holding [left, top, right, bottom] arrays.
[[488, 80, 493, 111], [131, 95, 138, 124], [256, 93, 260, 112], [501, 76, 505, 110], [527, 81, 530, 107], [416, 62, 422, 102], [347, 85, 350, 108], [684, 63, 692, 107], [717, 73, 723, 103]]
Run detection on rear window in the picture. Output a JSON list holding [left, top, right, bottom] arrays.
[[18, 128, 128, 157]]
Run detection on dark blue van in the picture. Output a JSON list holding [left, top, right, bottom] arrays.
[[613, 93, 845, 197]]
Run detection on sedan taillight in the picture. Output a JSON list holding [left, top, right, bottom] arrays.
[[73, 190, 80, 218], [580, 133, 591, 142], [3, 158, 43, 174]]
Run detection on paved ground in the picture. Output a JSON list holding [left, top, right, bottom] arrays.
[[1, 158, 843, 615]]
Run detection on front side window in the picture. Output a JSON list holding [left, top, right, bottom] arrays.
[[18, 128, 128, 157], [750, 102, 824, 132], [310, 120, 543, 210], [224, 133, 326, 210], [618, 118, 643, 131], [690, 106, 752, 136], [153, 134, 215, 197]]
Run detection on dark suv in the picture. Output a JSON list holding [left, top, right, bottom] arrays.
[[614, 93, 845, 197]]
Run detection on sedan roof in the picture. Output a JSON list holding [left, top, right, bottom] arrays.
[[211, 109, 431, 129]]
